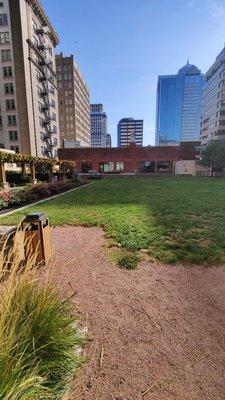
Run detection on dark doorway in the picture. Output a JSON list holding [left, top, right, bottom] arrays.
[[82, 163, 92, 173]]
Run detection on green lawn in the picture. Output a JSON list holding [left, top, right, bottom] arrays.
[[1, 176, 225, 265]]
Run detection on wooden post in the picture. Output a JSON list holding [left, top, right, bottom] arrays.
[[30, 162, 37, 185], [49, 164, 54, 182], [21, 162, 26, 175], [62, 164, 66, 181], [0, 161, 9, 190]]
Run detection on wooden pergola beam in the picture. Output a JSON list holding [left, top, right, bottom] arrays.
[[30, 162, 37, 185], [0, 161, 9, 190]]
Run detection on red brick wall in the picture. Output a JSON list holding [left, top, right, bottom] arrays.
[[58, 142, 200, 173]]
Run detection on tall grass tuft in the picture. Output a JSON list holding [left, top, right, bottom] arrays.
[[0, 235, 85, 399]]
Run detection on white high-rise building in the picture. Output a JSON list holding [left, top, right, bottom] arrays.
[[0, 0, 60, 157], [90, 103, 110, 147], [201, 47, 225, 145]]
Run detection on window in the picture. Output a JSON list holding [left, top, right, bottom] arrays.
[[3, 66, 12, 77], [0, 115, 2, 126], [6, 99, 15, 110], [38, 101, 43, 112], [0, 14, 8, 26], [0, 3, 4, 7], [9, 130, 18, 141], [4, 82, 13, 94], [1, 49, 11, 61], [32, 19, 37, 32], [41, 146, 46, 156], [0, 32, 9, 44], [99, 162, 114, 173], [116, 162, 124, 172], [10, 145, 19, 153], [8, 115, 16, 126], [39, 116, 43, 127]]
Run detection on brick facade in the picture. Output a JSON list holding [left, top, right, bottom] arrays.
[[58, 142, 200, 174]]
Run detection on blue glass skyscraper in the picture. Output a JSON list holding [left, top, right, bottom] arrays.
[[155, 62, 204, 146]]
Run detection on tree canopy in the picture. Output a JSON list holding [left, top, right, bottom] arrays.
[[199, 139, 225, 175]]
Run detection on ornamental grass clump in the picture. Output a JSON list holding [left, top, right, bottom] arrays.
[[0, 239, 85, 399]]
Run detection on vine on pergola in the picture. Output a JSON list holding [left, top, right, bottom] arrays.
[[0, 151, 57, 165], [0, 151, 76, 169]]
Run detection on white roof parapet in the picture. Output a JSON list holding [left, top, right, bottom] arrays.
[[27, 0, 59, 46]]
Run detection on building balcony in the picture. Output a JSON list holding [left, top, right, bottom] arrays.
[[36, 28, 45, 35], [44, 137, 57, 148], [37, 43, 48, 51], [39, 74, 51, 82], [40, 88, 48, 97], [41, 103, 51, 112], [41, 118, 51, 126], [39, 59, 52, 68]]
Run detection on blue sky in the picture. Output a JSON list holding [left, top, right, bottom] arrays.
[[42, 0, 225, 146]]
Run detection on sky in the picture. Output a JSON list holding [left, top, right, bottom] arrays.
[[42, 0, 225, 146]]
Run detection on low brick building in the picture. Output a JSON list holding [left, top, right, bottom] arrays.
[[58, 141, 201, 174]]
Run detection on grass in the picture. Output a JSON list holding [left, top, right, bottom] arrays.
[[0, 239, 85, 399], [117, 251, 141, 270], [1, 176, 225, 264]]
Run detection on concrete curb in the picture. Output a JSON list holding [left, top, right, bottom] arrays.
[[0, 181, 95, 218]]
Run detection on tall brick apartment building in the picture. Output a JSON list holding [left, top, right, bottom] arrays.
[[59, 141, 201, 175], [0, 0, 60, 157]]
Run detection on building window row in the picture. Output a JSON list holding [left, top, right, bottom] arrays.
[[0, 31, 10, 44], [5, 82, 13, 94], [0, 114, 17, 126], [3, 66, 12, 77], [6, 98, 15, 110], [9, 130, 18, 141], [0, 13, 8, 26]]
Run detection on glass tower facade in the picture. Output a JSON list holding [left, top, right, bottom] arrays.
[[155, 62, 204, 146]]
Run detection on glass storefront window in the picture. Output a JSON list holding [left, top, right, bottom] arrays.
[[99, 162, 114, 173], [116, 162, 124, 172]]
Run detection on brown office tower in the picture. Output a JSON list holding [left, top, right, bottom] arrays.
[[56, 53, 91, 147]]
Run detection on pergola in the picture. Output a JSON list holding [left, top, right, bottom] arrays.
[[0, 151, 76, 189]]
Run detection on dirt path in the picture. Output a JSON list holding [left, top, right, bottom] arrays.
[[51, 227, 225, 400]]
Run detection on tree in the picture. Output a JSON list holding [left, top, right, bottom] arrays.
[[199, 139, 225, 176]]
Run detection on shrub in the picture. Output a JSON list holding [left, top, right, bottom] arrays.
[[0, 179, 85, 210], [117, 251, 140, 270], [0, 239, 85, 399], [6, 171, 30, 186]]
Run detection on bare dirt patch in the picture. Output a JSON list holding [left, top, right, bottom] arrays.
[[51, 226, 225, 400]]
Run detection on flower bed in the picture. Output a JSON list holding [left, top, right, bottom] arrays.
[[0, 179, 85, 210]]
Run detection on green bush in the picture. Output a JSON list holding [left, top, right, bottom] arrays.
[[0, 245, 85, 399], [0, 179, 86, 210]]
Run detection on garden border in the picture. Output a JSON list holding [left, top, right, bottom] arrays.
[[0, 182, 95, 218]]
